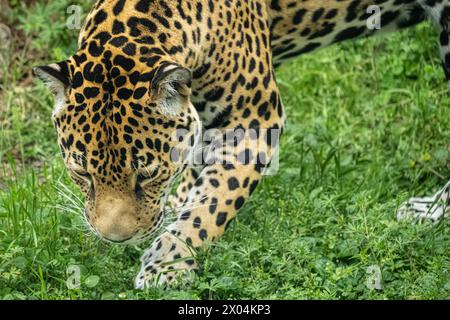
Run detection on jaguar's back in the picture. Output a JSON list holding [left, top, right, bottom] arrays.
[[267, 0, 426, 65]]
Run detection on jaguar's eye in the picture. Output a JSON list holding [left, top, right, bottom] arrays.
[[72, 170, 92, 182], [136, 174, 155, 186], [138, 165, 160, 180], [135, 167, 160, 190], [136, 173, 159, 198], [137, 173, 149, 185]]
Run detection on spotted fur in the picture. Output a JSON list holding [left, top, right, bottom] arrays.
[[34, 0, 450, 288]]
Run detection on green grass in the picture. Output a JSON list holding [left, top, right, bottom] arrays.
[[0, 1, 449, 300]]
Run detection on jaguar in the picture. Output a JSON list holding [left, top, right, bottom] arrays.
[[34, 0, 450, 289]]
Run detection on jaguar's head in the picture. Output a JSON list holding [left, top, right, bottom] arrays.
[[34, 51, 200, 244]]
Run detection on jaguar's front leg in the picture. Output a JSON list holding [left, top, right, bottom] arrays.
[[167, 167, 203, 210], [135, 93, 284, 289], [135, 231, 197, 288], [135, 166, 206, 288]]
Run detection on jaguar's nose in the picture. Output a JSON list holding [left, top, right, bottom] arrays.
[[103, 234, 135, 243], [91, 196, 139, 243]]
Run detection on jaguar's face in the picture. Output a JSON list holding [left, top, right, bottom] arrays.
[[34, 53, 200, 244]]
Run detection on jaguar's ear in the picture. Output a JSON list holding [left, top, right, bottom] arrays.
[[33, 61, 70, 96], [151, 63, 192, 116]]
